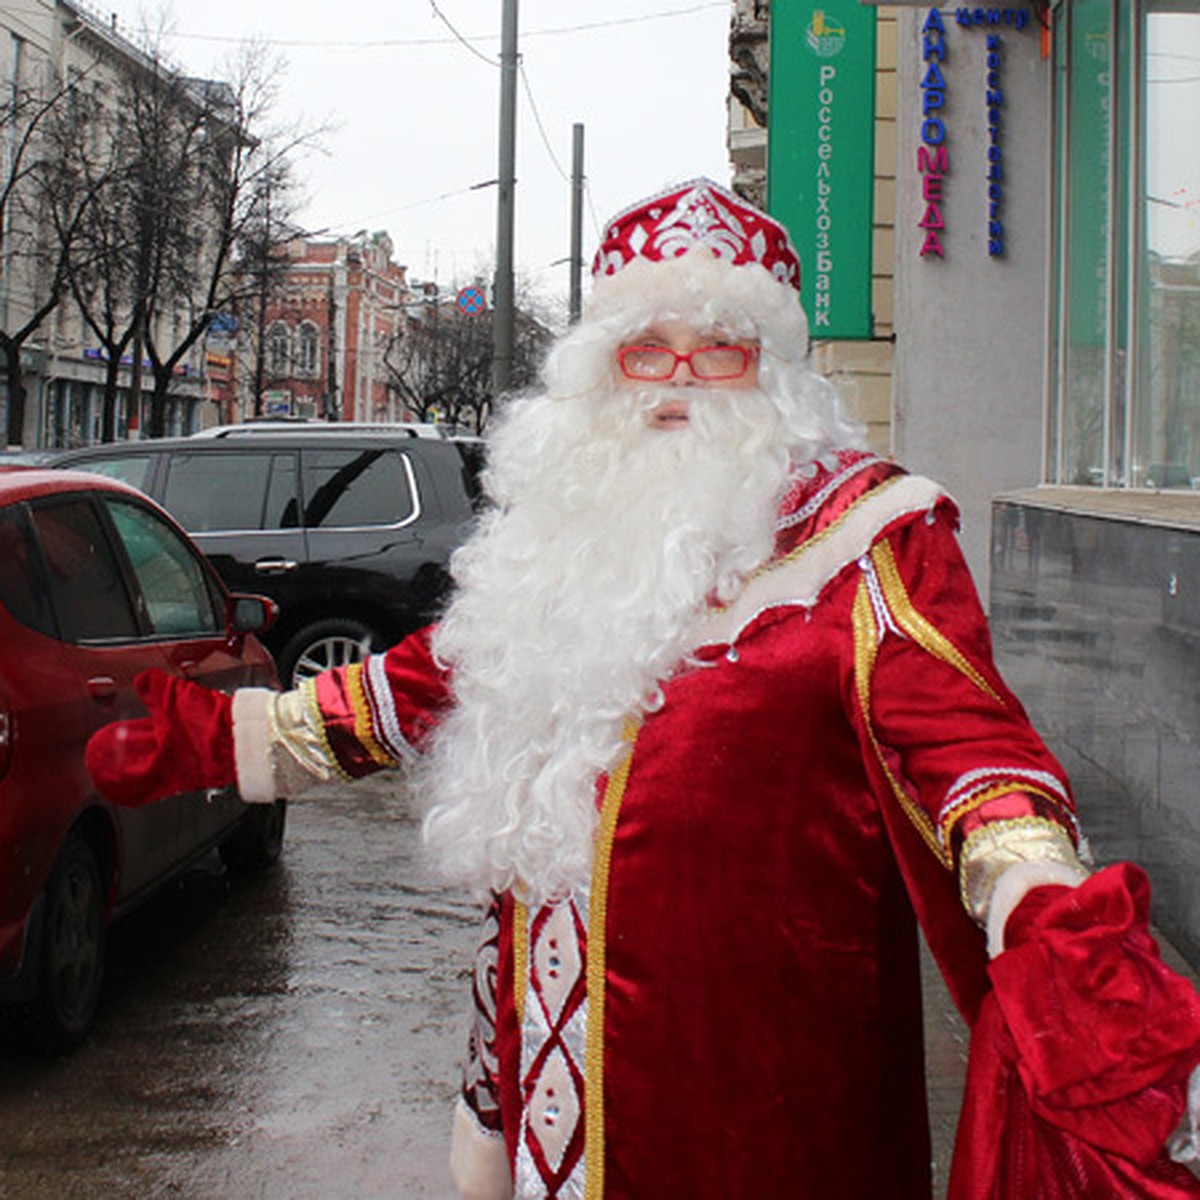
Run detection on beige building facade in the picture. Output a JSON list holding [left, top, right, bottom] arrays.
[[1, 2, 215, 447]]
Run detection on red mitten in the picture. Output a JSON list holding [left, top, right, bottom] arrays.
[[86, 669, 236, 806], [991, 864, 1200, 1161], [949, 865, 1200, 1198]]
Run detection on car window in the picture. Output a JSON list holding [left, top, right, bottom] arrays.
[[29, 499, 139, 642], [0, 505, 57, 636], [302, 449, 415, 528], [162, 451, 299, 532], [105, 498, 221, 636], [73, 454, 154, 492]]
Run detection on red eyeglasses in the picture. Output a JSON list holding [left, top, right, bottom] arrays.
[[617, 344, 759, 382]]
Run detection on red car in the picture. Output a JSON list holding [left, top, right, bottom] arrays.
[[0, 468, 284, 1052]]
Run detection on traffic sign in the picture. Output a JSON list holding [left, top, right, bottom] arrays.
[[457, 286, 487, 316]]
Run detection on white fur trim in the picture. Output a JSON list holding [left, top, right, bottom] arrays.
[[231, 688, 279, 804], [583, 247, 809, 364], [450, 1098, 512, 1200], [694, 474, 947, 648], [1168, 1064, 1200, 1163], [987, 860, 1089, 959]]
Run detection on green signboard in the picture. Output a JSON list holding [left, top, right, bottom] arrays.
[[1065, 0, 1123, 349], [768, 1, 877, 339]]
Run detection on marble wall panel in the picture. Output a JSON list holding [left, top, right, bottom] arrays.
[[990, 501, 1200, 964]]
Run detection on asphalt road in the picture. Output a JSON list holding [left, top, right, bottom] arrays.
[[0, 773, 481, 1200]]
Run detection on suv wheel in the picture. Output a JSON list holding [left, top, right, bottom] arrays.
[[279, 618, 379, 687], [30, 834, 105, 1053]]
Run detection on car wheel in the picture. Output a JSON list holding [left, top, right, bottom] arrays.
[[220, 799, 287, 872], [279, 618, 379, 687], [30, 834, 106, 1053]]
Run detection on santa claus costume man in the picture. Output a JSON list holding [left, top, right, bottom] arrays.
[[89, 179, 1200, 1200]]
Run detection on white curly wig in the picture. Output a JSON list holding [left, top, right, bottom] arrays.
[[420, 248, 863, 903]]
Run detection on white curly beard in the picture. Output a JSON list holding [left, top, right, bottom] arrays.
[[417, 378, 834, 905]]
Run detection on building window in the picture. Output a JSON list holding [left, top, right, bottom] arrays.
[[297, 321, 320, 377], [267, 321, 291, 378], [1049, 0, 1200, 488]]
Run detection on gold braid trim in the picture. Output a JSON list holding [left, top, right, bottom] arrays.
[[760, 475, 908, 572], [346, 662, 399, 769], [710, 474, 909, 613], [512, 899, 528, 1027], [938, 781, 1067, 856], [298, 678, 354, 783], [584, 717, 640, 1200], [959, 815, 1085, 923], [852, 580, 948, 865], [869, 539, 1003, 704]]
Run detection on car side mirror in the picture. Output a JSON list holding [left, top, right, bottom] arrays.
[[227, 594, 278, 636]]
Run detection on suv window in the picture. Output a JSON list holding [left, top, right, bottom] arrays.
[[163, 451, 300, 532], [0, 506, 57, 636], [30, 499, 139, 642], [302, 448, 415, 528], [73, 453, 154, 492], [106, 498, 220, 636]]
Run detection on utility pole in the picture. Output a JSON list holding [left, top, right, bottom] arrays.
[[492, 0, 518, 396], [127, 299, 145, 437], [250, 178, 274, 419], [569, 123, 585, 324]]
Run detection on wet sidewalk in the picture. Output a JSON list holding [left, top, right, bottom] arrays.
[[921, 941, 969, 1195]]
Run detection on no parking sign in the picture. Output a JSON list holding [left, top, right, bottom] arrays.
[[456, 286, 487, 316]]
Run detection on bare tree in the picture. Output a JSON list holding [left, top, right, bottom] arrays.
[[384, 281, 555, 433], [61, 45, 197, 440], [237, 163, 302, 421], [0, 68, 104, 445], [142, 46, 311, 435], [61, 40, 309, 440]]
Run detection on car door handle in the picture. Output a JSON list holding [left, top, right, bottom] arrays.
[[87, 676, 118, 702], [255, 557, 299, 575]]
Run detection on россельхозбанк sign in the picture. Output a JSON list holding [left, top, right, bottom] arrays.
[[768, 2, 878, 339]]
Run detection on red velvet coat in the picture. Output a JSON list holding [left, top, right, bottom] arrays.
[[310, 451, 1091, 1198]]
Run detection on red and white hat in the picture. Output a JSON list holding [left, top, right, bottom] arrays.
[[592, 178, 801, 292]]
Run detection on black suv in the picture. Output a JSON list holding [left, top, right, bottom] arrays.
[[51, 431, 483, 686]]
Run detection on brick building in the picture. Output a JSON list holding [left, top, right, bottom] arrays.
[[246, 231, 413, 423]]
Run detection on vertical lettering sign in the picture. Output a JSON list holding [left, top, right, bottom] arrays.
[[918, 11, 949, 258], [768, 1, 878, 339], [953, 7, 1033, 257], [917, 7, 1034, 261]]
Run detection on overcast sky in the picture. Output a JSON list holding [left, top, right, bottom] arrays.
[[103, 0, 734, 311]]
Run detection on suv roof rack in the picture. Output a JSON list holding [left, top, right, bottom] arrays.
[[191, 420, 473, 441]]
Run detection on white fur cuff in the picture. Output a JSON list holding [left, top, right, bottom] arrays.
[[450, 1098, 512, 1200], [1168, 1064, 1200, 1163], [231, 688, 279, 804]]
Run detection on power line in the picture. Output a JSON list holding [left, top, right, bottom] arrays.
[[134, 2, 728, 52], [519, 62, 568, 182], [490, 3, 729, 42], [583, 181, 604, 244], [312, 179, 500, 235], [428, 0, 499, 67]]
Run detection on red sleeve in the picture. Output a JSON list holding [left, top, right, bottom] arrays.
[[310, 625, 453, 778], [857, 508, 1078, 867]]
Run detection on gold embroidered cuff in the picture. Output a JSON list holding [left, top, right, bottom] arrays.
[[267, 683, 353, 792], [959, 815, 1085, 926]]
